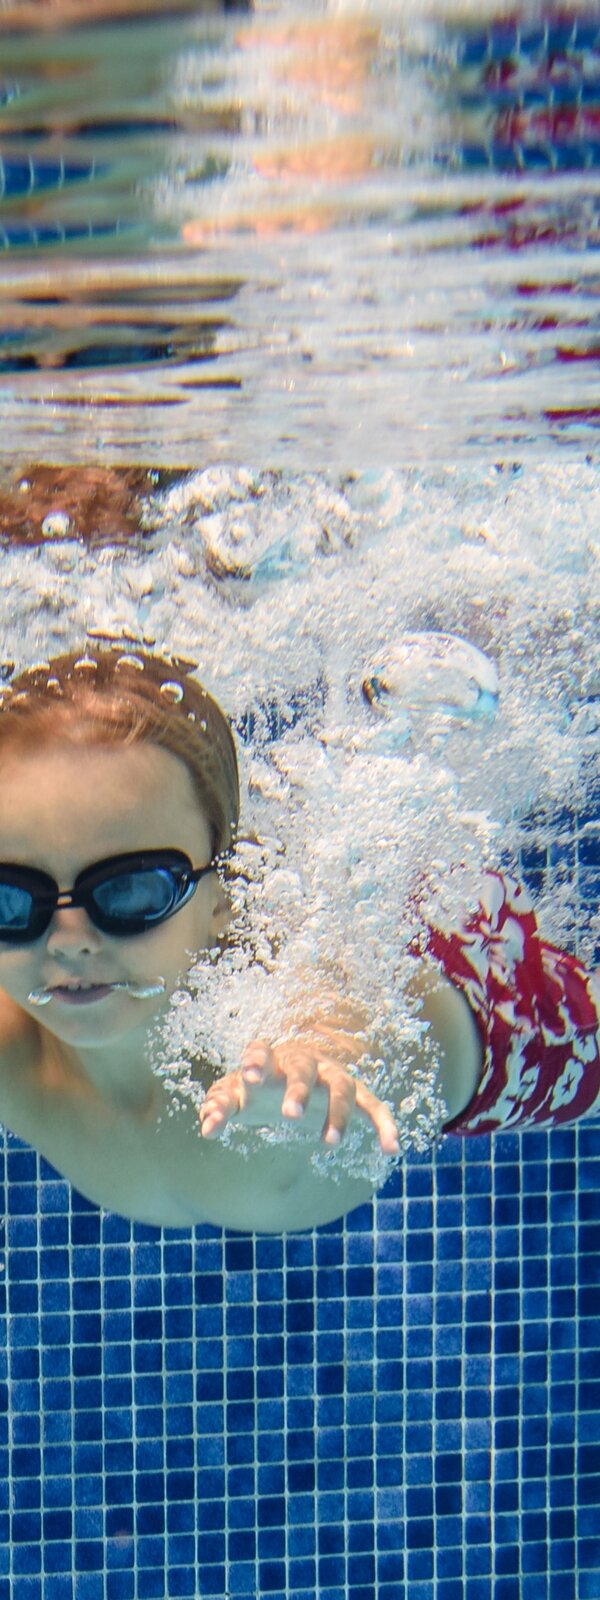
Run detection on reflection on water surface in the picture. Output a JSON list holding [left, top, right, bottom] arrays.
[[0, 2, 598, 461]]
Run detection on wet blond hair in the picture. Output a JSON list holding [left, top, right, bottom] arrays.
[[0, 645, 240, 856]]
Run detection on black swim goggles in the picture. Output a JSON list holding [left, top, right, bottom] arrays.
[[0, 850, 217, 944]]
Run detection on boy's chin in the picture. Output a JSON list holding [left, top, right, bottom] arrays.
[[45, 992, 164, 1040]]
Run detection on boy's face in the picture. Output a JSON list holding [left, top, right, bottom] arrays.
[[0, 739, 228, 1048]]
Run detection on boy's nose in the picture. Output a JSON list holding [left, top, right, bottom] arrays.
[[45, 905, 104, 954]]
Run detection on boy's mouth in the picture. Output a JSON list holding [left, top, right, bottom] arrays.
[[51, 984, 116, 1006], [28, 978, 167, 1006]]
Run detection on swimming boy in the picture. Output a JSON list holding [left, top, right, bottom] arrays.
[[0, 646, 597, 1233]]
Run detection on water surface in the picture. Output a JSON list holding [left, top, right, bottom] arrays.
[[0, 0, 598, 463]]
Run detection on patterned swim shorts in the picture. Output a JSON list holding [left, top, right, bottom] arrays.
[[419, 869, 600, 1136]]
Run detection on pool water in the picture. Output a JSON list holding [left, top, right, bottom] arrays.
[[0, 1, 598, 462], [0, 4, 599, 1600]]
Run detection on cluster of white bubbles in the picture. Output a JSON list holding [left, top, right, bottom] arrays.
[[2, 463, 598, 1175]]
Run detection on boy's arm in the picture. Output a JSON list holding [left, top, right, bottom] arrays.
[[399, 962, 483, 1121], [279, 961, 483, 1123], [189, 960, 483, 1233]]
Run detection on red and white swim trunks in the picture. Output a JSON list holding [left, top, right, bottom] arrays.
[[419, 869, 600, 1136]]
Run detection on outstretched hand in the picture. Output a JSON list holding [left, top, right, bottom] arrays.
[[199, 1038, 400, 1156]]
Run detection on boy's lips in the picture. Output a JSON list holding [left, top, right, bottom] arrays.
[[50, 984, 116, 1006], [51, 980, 113, 989], [28, 977, 167, 1006], [50, 980, 114, 990]]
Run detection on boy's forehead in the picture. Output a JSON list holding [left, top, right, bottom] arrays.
[[0, 740, 209, 852], [0, 737, 182, 786]]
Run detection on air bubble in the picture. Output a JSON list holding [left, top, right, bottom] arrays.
[[73, 657, 99, 673], [116, 654, 145, 671], [159, 681, 185, 703], [362, 633, 499, 721], [41, 511, 71, 540]]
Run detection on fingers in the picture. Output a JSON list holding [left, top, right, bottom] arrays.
[[203, 1037, 401, 1156], [354, 1079, 400, 1156], [199, 1076, 243, 1140], [277, 1043, 319, 1119], [241, 1040, 276, 1083], [244, 1039, 402, 1153], [317, 1064, 357, 1146], [317, 1063, 399, 1153], [243, 1039, 319, 1119]]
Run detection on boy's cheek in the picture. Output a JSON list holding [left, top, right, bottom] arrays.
[[211, 897, 232, 939]]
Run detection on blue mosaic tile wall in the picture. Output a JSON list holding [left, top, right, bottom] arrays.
[[433, 10, 600, 176], [0, 803, 599, 1600]]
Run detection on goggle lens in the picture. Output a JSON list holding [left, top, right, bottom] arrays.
[[0, 881, 37, 933], [0, 852, 210, 943], [92, 868, 179, 924]]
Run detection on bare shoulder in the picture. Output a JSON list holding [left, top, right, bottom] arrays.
[[0, 989, 48, 1141], [0, 988, 42, 1072]]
